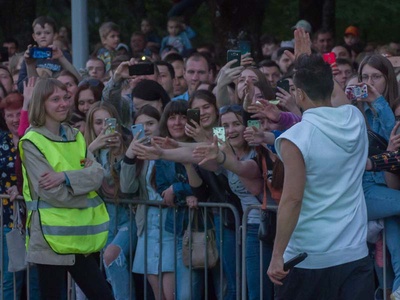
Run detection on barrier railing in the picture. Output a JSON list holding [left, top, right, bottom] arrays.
[[0, 195, 385, 300]]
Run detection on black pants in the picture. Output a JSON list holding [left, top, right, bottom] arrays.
[[36, 254, 114, 300], [275, 256, 374, 300]]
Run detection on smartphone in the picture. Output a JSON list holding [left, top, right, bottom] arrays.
[[187, 109, 200, 127], [227, 50, 241, 68], [283, 252, 308, 271], [29, 47, 52, 59], [238, 40, 251, 55], [322, 52, 336, 65], [247, 120, 261, 129], [131, 124, 145, 139], [345, 84, 368, 101], [105, 118, 116, 135], [277, 79, 290, 93], [213, 127, 226, 143], [129, 62, 154, 76], [0, 47, 9, 62]]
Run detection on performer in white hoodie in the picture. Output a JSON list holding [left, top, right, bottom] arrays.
[[267, 54, 374, 300]]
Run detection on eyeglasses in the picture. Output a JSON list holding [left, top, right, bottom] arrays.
[[361, 74, 384, 82], [219, 105, 243, 115], [78, 78, 103, 87]]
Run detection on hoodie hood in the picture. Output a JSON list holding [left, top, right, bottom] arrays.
[[302, 105, 366, 153]]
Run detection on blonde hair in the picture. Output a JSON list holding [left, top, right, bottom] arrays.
[[29, 78, 68, 127]]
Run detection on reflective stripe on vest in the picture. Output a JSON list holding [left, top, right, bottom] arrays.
[[19, 129, 109, 254]]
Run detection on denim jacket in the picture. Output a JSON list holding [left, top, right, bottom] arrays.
[[155, 159, 193, 236], [363, 96, 395, 185]]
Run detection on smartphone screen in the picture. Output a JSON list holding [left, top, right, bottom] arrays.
[[29, 47, 53, 59], [131, 124, 145, 139], [227, 50, 241, 68], [187, 109, 200, 127]]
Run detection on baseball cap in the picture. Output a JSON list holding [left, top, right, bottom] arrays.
[[292, 20, 312, 33], [344, 26, 359, 37]]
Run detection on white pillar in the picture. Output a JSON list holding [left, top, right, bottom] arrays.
[[71, 0, 88, 70]]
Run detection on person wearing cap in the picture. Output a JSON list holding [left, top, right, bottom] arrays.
[[292, 20, 313, 34], [116, 43, 130, 56], [344, 26, 360, 47]]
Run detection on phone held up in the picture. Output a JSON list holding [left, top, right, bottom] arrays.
[[105, 118, 116, 135], [345, 84, 368, 102], [213, 127, 226, 145], [227, 50, 241, 68], [322, 52, 336, 65], [128, 62, 154, 76], [276, 79, 290, 93], [29, 47, 53, 59], [131, 124, 151, 145], [187, 109, 200, 127]]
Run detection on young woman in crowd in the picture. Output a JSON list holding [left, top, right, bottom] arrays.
[[121, 105, 175, 300], [356, 54, 400, 298], [84, 101, 137, 300], [74, 78, 104, 116], [19, 78, 113, 299], [193, 104, 274, 300], [154, 100, 204, 300]]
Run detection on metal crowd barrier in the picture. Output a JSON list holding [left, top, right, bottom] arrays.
[[0, 195, 387, 300]]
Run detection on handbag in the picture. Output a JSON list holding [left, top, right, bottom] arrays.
[[6, 200, 27, 272], [182, 210, 219, 269], [367, 129, 388, 156], [258, 155, 277, 244]]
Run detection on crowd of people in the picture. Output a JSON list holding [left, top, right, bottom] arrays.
[[1, 10, 400, 300]]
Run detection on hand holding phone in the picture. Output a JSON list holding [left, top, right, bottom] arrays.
[[187, 109, 200, 127], [283, 252, 308, 271], [213, 127, 226, 145], [227, 50, 241, 68], [277, 79, 290, 93], [105, 118, 116, 135], [128, 63, 154, 76], [131, 124, 145, 140], [29, 47, 53, 59], [322, 52, 336, 65]]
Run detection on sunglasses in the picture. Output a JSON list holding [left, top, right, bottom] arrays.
[[219, 105, 243, 115]]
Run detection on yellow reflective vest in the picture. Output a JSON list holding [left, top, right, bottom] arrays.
[[19, 130, 109, 254]]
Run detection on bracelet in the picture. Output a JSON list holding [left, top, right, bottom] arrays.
[[218, 150, 227, 165]]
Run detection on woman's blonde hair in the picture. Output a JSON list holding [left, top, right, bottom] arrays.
[[29, 78, 69, 127]]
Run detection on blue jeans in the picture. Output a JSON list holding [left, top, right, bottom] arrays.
[[246, 224, 273, 300], [364, 181, 400, 291], [2, 227, 40, 300], [214, 214, 238, 300], [103, 203, 137, 300], [176, 236, 204, 300]]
